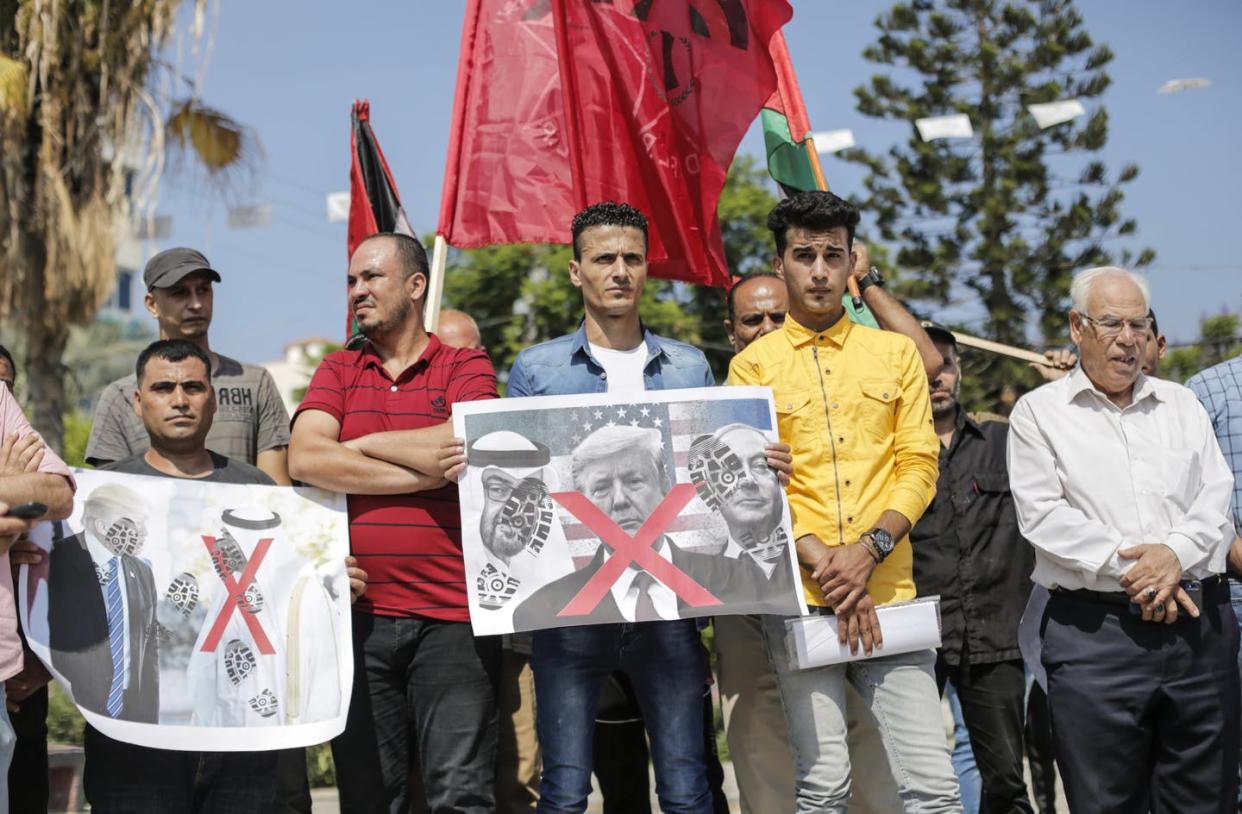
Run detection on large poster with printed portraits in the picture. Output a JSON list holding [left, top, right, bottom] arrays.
[[18, 470, 352, 751], [454, 387, 807, 635]]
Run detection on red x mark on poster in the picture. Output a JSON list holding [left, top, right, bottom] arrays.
[[199, 535, 275, 655], [552, 483, 721, 617]]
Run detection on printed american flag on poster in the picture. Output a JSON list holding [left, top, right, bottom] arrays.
[[557, 400, 711, 563], [453, 387, 808, 635]]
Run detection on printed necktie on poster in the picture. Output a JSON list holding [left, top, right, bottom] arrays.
[[633, 572, 660, 622], [105, 558, 125, 717]]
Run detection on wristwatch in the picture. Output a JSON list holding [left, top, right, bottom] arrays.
[[859, 528, 895, 563], [857, 266, 886, 295]]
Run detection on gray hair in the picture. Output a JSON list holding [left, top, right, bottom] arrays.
[[1069, 266, 1150, 314], [83, 483, 150, 522], [570, 425, 666, 490]]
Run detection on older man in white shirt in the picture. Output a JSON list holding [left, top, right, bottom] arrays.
[[1008, 266, 1239, 814]]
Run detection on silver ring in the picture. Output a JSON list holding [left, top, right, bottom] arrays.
[[1144, 587, 1158, 602], [1153, 602, 1166, 615]]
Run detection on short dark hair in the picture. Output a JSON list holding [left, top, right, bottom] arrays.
[[1148, 308, 1160, 337], [0, 344, 15, 386], [360, 233, 430, 281], [571, 201, 649, 261], [767, 191, 860, 257], [136, 340, 212, 384], [726, 272, 783, 322]]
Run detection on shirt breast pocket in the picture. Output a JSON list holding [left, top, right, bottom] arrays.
[[773, 389, 816, 449], [970, 471, 1014, 525], [1136, 446, 1201, 510], [857, 379, 899, 441]]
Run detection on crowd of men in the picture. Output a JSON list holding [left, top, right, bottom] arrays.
[[0, 188, 1238, 814]]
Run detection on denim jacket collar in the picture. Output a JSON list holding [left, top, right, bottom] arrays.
[[568, 321, 667, 370]]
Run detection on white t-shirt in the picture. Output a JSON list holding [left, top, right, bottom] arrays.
[[589, 341, 648, 394]]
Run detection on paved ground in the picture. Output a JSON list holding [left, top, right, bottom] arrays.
[[309, 758, 1069, 813]]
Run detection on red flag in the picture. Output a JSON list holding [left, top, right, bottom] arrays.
[[347, 100, 414, 339], [438, 0, 793, 288]]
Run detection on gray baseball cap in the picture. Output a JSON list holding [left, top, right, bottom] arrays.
[[143, 247, 222, 290]]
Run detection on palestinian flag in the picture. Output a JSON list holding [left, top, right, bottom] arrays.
[[762, 31, 824, 195], [346, 100, 414, 344]]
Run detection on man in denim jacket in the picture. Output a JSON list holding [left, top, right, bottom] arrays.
[[501, 201, 786, 814]]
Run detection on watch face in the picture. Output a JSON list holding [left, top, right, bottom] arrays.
[[871, 529, 895, 553]]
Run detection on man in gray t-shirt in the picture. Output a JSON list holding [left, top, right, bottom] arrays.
[[85, 247, 291, 484], [87, 356, 288, 469]]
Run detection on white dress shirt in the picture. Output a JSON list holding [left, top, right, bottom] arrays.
[[85, 532, 130, 688], [606, 539, 679, 621], [723, 536, 777, 578], [1007, 367, 1234, 591]]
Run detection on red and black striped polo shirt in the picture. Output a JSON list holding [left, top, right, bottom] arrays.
[[296, 335, 497, 621]]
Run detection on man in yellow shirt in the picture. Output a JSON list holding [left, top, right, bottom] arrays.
[[729, 191, 961, 813]]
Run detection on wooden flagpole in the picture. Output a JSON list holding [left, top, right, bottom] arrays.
[[424, 233, 449, 334], [951, 331, 1053, 366]]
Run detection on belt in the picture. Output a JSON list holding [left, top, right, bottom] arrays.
[[1054, 574, 1223, 606]]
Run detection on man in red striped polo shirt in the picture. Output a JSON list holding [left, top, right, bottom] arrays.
[[289, 233, 500, 814]]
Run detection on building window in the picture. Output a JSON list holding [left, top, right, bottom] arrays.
[[113, 269, 134, 312]]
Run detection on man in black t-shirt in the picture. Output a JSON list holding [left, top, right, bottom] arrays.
[[79, 339, 366, 813]]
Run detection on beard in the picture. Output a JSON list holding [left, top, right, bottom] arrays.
[[931, 381, 960, 419], [358, 297, 412, 337], [486, 518, 528, 559]]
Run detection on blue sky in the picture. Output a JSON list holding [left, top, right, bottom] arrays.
[[152, 0, 1241, 364]]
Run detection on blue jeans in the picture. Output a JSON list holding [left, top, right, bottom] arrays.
[[531, 620, 713, 814], [1231, 576, 1242, 811], [0, 685, 13, 814], [761, 614, 962, 814], [332, 612, 501, 814], [945, 683, 980, 814]]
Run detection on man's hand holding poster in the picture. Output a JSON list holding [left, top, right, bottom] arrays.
[[454, 387, 808, 634], [18, 470, 353, 751]]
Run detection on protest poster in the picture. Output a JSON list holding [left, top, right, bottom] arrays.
[[19, 469, 352, 752], [453, 386, 808, 635]]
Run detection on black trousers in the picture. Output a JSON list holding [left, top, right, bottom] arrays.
[[330, 612, 501, 814], [1042, 583, 1241, 814], [83, 725, 279, 813], [936, 658, 1033, 814], [8, 685, 48, 814], [1024, 683, 1059, 814], [273, 748, 311, 814]]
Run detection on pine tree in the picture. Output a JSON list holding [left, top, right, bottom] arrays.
[[845, 0, 1154, 360]]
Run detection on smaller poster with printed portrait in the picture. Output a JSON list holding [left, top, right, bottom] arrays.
[[18, 470, 353, 752]]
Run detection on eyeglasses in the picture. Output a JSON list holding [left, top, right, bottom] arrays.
[[1081, 314, 1152, 338]]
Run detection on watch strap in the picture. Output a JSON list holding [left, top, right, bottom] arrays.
[[859, 534, 884, 564], [857, 267, 885, 294]]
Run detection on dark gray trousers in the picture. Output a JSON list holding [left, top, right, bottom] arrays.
[[1042, 580, 1240, 814]]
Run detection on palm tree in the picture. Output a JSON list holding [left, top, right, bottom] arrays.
[[0, 0, 255, 449]]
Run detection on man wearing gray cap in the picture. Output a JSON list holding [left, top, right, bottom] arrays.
[[86, 248, 291, 486]]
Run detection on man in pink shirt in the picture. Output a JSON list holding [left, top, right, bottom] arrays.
[[0, 383, 76, 807]]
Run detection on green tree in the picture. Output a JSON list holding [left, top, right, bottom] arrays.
[[845, 0, 1154, 404], [442, 155, 780, 381], [1163, 312, 1242, 383]]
